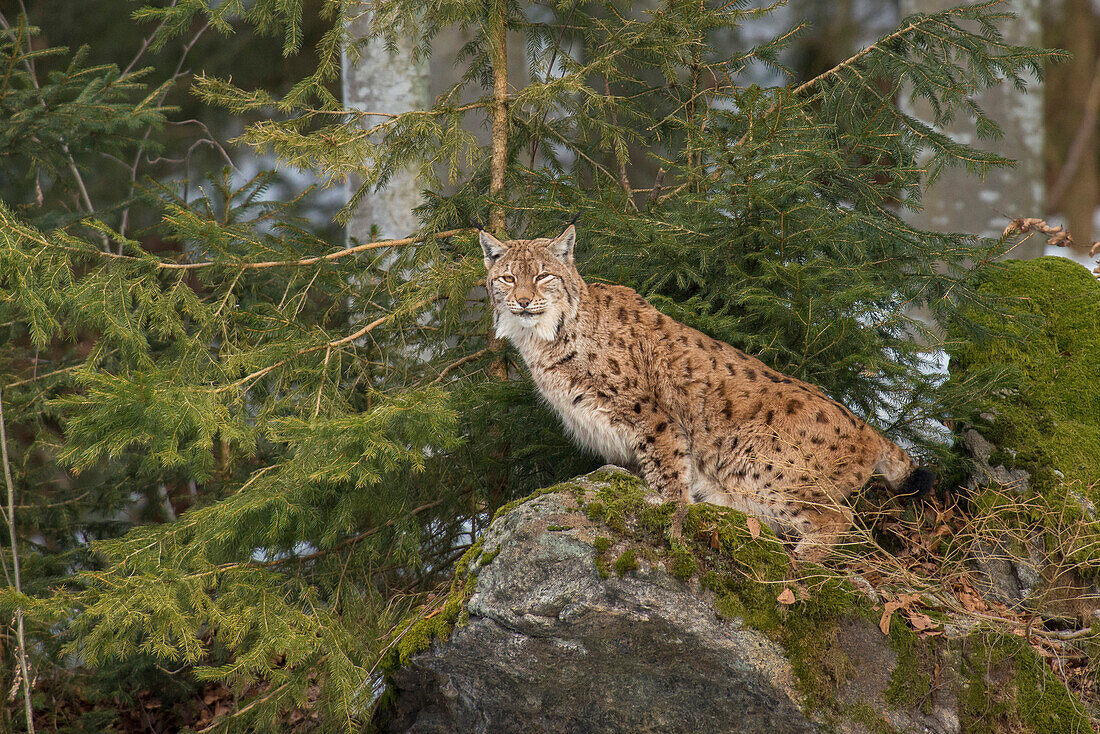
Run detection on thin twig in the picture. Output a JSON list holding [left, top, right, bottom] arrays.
[[119, 20, 212, 245], [430, 347, 494, 384], [122, 1, 177, 75], [4, 362, 82, 389], [0, 386, 35, 734], [217, 498, 447, 571], [603, 76, 636, 209], [527, 0, 579, 169], [732, 18, 922, 151], [7, 216, 470, 271], [218, 314, 390, 394], [1, 8, 105, 250]]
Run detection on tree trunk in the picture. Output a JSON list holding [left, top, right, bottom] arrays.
[[900, 0, 1045, 257], [1053, 0, 1098, 250], [487, 10, 509, 379], [342, 15, 429, 242]]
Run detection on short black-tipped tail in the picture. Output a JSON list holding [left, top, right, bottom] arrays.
[[895, 466, 936, 498]]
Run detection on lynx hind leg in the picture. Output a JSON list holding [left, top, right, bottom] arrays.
[[792, 503, 854, 563], [874, 437, 935, 498]]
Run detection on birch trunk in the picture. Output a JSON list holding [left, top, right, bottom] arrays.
[[342, 13, 429, 242]]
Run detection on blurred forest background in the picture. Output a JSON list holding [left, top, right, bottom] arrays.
[[0, 0, 1094, 731], [12, 0, 1100, 259]]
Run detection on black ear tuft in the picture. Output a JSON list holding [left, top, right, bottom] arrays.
[[569, 212, 582, 226]]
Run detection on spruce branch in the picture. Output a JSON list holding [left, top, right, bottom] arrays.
[[789, 18, 921, 99], [603, 77, 636, 209], [430, 346, 495, 385], [0, 10, 103, 249], [221, 314, 390, 393], [0, 204, 469, 270], [217, 498, 448, 571], [526, 0, 579, 170]]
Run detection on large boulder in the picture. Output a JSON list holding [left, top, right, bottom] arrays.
[[375, 468, 1090, 733]]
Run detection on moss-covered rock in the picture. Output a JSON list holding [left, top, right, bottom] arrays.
[[949, 257, 1100, 615], [959, 628, 1091, 734], [375, 465, 1092, 733], [950, 256, 1100, 496]]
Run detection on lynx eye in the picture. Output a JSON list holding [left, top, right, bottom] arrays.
[[535, 273, 555, 283], [500, 274, 515, 284]]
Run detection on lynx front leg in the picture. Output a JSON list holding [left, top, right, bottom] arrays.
[[633, 418, 693, 541]]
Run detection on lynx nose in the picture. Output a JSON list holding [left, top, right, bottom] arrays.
[[516, 297, 531, 308]]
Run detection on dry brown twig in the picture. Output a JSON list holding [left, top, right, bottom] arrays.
[[1003, 217, 1100, 274]]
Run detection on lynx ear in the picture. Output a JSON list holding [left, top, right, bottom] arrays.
[[480, 230, 508, 269], [548, 225, 576, 263]]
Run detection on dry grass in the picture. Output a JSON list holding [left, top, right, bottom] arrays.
[[808, 478, 1100, 719]]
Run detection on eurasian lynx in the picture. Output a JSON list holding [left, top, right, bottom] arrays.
[[481, 225, 933, 558]]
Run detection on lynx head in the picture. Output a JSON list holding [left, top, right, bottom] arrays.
[[481, 225, 582, 343]]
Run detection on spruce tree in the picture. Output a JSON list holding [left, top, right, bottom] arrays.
[[0, 1, 1059, 730]]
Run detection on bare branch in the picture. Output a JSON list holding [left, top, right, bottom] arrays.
[[0, 386, 36, 734]]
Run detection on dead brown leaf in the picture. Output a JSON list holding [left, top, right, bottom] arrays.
[[907, 611, 936, 631], [879, 601, 902, 635]]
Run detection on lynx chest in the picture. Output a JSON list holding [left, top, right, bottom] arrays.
[[526, 355, 635, 467]]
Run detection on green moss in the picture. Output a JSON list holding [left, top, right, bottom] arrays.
[[884, 616, 932, 713], [949, 257, 1100, 560], [960, 629, 1091, 734], [593, 536, 613, 554], [384, 538, 485, 671], [585, 501, 606, 522], [1014, 638, 1090, 732], [840, 703, 893, 734], [668, 546, 698, 580], [479, 545, 501, 566], [490, 484, 565, 524], [546, 524, 571, 531], [585, 470, 651, 534], [451, 537, 484, 581], [777, 577, 868, 706], [638, 500, 677, 534], [614, 549, 639, 576], [587, 469, 647, 490], [681, 503, 788, 583]]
